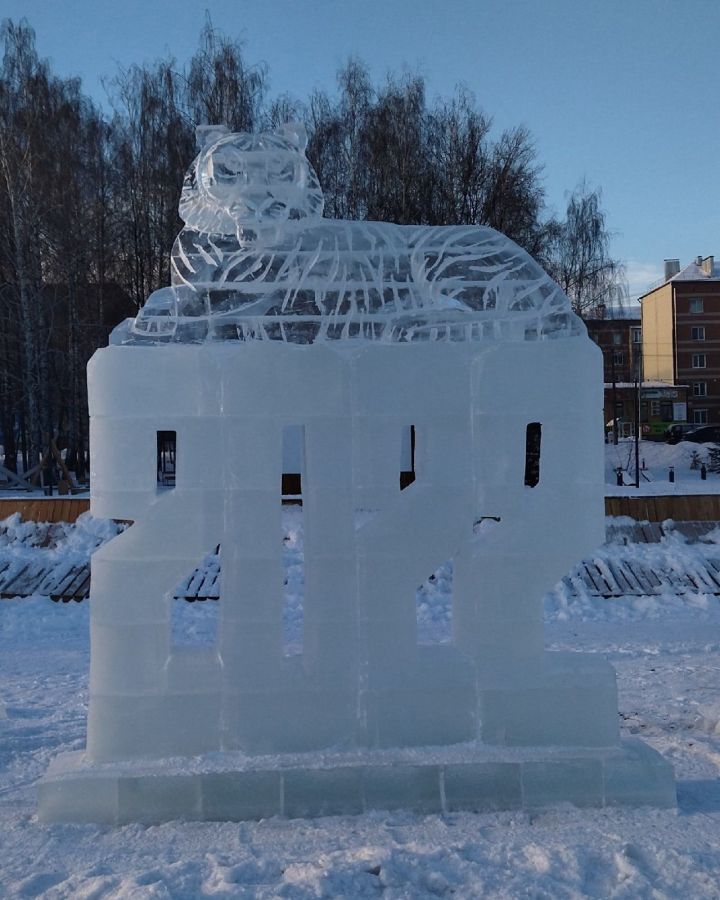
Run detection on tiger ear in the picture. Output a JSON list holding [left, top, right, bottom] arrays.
[[276, 122, 308, 152]]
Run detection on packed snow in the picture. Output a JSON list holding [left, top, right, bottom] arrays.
[[606, 438, 720, 495], [1, 512, 720, 896]]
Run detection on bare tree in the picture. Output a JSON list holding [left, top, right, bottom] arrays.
[[0, 19, 54, 464], [306, 59, 374, 221], [185, 15, 266, 132], [543, 181, 625, 316], [425, 89, 493, 225], [362, 72, 429, 224], [265, 93, 304, 131], [0, 16, 623, 480], [108, 59, 193, 307], [481, 126, 545, 256], [108, 19, 268, 308], [304, 64, 549, 245], [0, 18, 132, 475]]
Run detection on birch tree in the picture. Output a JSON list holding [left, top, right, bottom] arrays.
[[543, 181, 625, 316], [0, 19, 53, 464]]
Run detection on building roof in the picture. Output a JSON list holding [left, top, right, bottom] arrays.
[[670, 259, 720, 281], [640, 257, 720, 300]]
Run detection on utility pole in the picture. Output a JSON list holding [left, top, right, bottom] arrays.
[[634, 346, 642, 489], [611, 352, 619, 445]]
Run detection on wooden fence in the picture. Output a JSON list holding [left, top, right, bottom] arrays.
[[605, 494, 720, 521], [0, 497, 90, 524]]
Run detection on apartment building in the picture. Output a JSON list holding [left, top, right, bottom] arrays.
[[585, 309, 641, 384], [641, 256, 720, 426]]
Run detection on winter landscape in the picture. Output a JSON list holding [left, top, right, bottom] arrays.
[[1, 495, 720, 897], [2, 1, 720, 896]]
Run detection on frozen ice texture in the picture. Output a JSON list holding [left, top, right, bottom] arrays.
[[128, 124, 584, 345], [39, 741, 676, 824], [84, 337, 613, 763], [38, 125, 675, 823]]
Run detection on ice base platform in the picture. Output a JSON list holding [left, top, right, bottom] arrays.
[[38, 739, 675, 824]]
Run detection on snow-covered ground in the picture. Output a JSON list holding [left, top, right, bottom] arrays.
[[2, 514, 720, 897], [606, 438, 720, 495]]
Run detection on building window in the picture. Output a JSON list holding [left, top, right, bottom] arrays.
[[694, 381, 708, 397], [632, 327, 642, 344], [692, 326, 706, 341], [690, 298, 704, 314], [613, 352, 624, 365], [614, 401, 624, 417], [660, 401, 673, 422], [694, 409, 708, 425], [612, 332, 622, 345], [692, 353, 707, 368], [650, 400, 661, 417]]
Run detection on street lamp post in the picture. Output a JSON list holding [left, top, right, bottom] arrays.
[[611, 352, 619, 446], [634, 346, 643, 489]]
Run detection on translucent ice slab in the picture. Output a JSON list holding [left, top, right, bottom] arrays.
[[126, 125, 583, 345]]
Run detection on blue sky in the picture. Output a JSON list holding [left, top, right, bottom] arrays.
[[4, 0, 719, 300]]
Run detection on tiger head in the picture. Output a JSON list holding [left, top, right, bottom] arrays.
[[179, 123, 324, 238]]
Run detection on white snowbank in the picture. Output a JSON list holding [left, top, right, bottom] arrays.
[[606, 439, 720, 495], [547, 521, 720, 623], [0, 511, 120, 553]]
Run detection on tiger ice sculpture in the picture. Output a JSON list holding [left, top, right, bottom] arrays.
[[130, 123, 583, 344], [37, 120, 678, 826]]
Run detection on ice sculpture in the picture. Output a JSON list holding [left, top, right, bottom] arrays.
[[39, 125, 675, 824], [131, 123, 581, 346]]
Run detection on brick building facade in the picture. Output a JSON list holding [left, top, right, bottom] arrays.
[[642, 256, 720, 426], [585, 311, 642, 384]]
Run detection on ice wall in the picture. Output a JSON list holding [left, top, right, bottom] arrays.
[[86, 333, 612, 760], [87, 126, 612, 761]]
